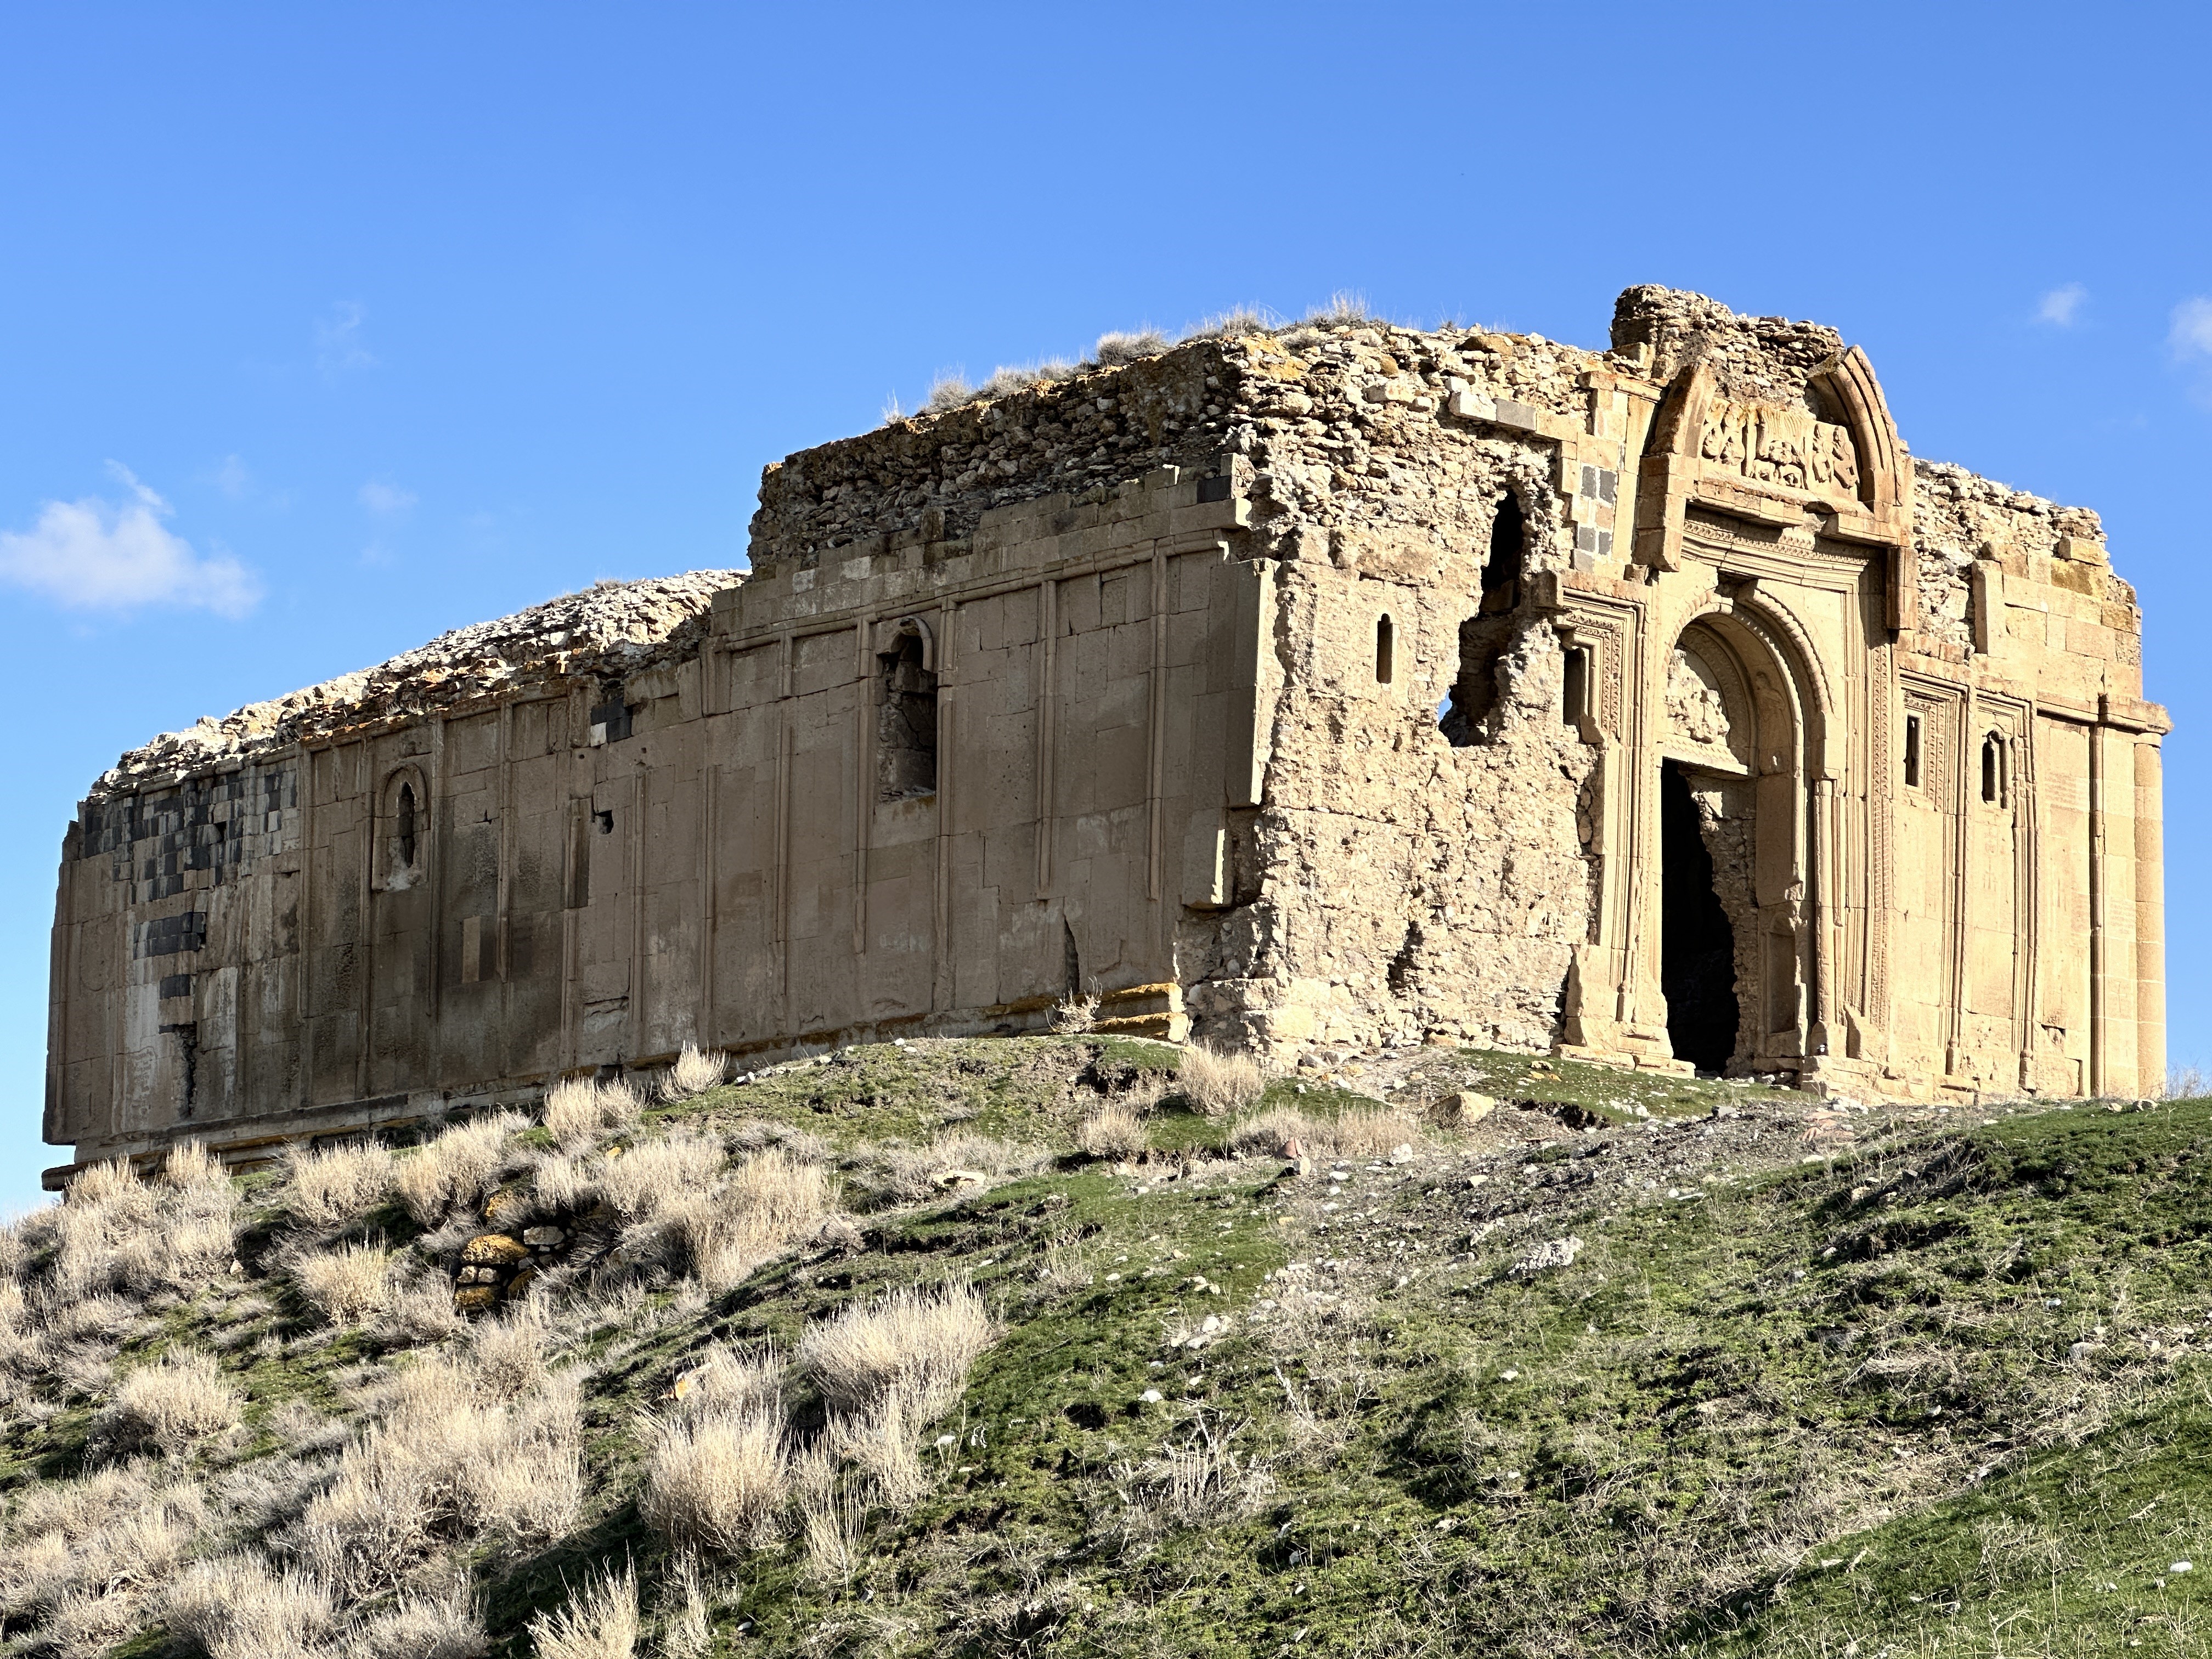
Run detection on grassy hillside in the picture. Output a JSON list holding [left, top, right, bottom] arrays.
[[2, 1037, 2207, 1657]]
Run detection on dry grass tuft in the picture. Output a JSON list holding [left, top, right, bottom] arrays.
[[641, 1401, 792, 1555], [467, 1307, 548, 1402], [344, 1583, 488, 1658], [393, 1111, 527, 1224], [1077, 1099, 1149, 1161], [793, 1445, 866, 1584], [662, 1042, 731, 1100], [294, 1243, 393, 1325], [1329, 1106, 1424, 1156], [654, 1148, 833, 1292], [294, 1357, 582, 1596], [1178, 1043, 1268, 1116], [98, 1346, 241, 1456], [1227, 1105, 1423, 1161], [868, 1134, 1050, 1205], [282, 1141, 392, 1230], [161, 1554, 336, 1659], [160, 1141, 229, 1192], [597, 1131, 726, 1224], [1182, 307, 1274, 342], [1092, 329, 1170, 366], [67, 1159, 150, 1212], [543, 1075, 645, 1149], [798, 1282, 993, 1424], [528, 1562, 639, 1659]]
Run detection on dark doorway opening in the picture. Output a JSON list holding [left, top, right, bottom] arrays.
[[1660, 760, 1738, 1074]]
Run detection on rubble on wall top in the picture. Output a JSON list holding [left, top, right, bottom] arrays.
[[1609, 284, 1849, 409], [91, 570, 743, 802]]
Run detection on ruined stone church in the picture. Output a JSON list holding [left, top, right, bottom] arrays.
[[42, 286, 2169, 1181]]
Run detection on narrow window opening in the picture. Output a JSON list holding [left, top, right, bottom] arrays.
[[1480, 493, 1524, 615], [1980, 734, 2002, 804], [1375, 614, 1395, 685], [1562, 646, 1589, 728], [397, 782, 418, 869], [1904, 715, 1922, 788], [878, 631, 939, 800]]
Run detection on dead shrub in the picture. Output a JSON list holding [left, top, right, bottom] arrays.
[[641, 1400, 792, 1555], [1049, 992, 1099, 1034], [596, 1131, 725, 1223], [531, 1148, 590, 1212], [2, 1470, 204, 1628], [1078, 1099, 1149, 1161], [379, 1273, 467, 1346], [1114, 1413, 1274, 1534], [1178, 1043, 1267, 1116], [393, 1111, 526, 1224], [343, 1583, 488, 1659], [161, 1554, 336, 1659], [42, 1587, 147, 1659], [543, 1075, 642, 1149], [467, 1307, 548, 1401], [294, 1357, 581, 1596], [725, 1148, 831, 1243], [283, 1141, 392, 1230], [653, 1149, 831, 1292], [798, 1282, 993, 1424], [662, 1042, 730, 1100], [528, 1562, 638, 1659], [294, 1243, 393, 1325], [98, 1347, 241, 1456]]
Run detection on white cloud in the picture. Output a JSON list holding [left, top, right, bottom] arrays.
[[315, 300, 375, 376], [2171, 297, 2212, 359], [358, 478, 417, 514], [2037, 283, 2088, 326], [0, 464, 261, 617]]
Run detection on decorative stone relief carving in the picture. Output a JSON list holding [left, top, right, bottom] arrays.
[[1698, 402, 1860, 498], [1667, 648, 1731, 749]]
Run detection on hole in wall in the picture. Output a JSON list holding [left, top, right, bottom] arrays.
[[1905, 714, 1922, 788], [1660, 760, 1739, 1075], [1481, 493, 1523, 614], [1375, 614, 1394, 685]]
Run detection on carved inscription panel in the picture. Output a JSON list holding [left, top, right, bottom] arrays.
[[1699, 401, 1860, 499]]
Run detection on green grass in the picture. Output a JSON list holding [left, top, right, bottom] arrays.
[[9, 1041, 2211, 1657]]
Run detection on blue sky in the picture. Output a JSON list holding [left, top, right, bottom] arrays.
[[4, 2, 2209, 1211]]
